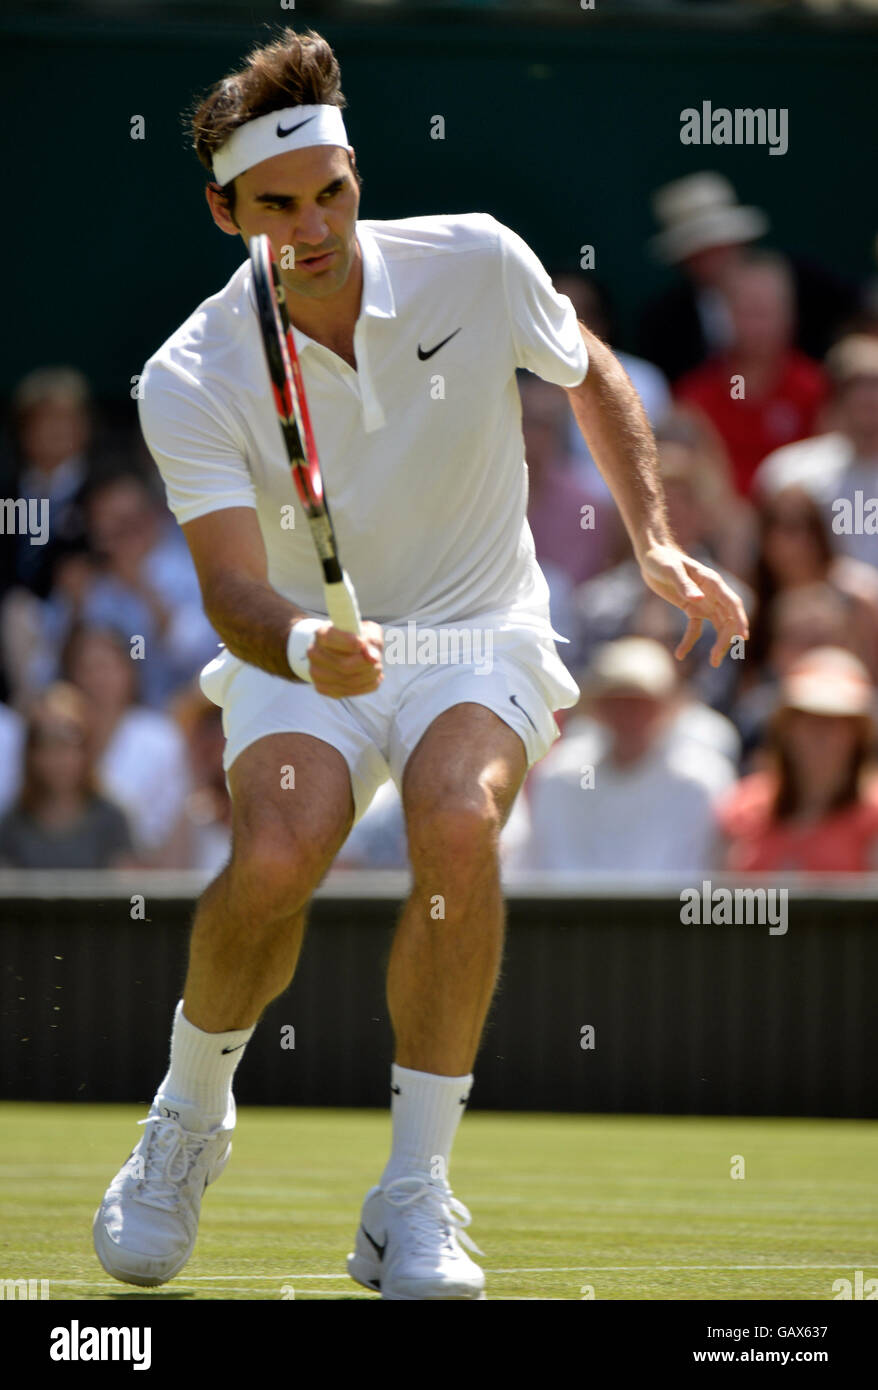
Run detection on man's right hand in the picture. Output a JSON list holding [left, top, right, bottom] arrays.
[[307, 621, 384, 698]]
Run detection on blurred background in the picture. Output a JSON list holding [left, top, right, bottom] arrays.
[[2, 0, 878, 1117]]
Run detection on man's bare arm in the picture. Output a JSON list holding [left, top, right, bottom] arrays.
[[564, 326, 674, 561], [183, 508, 308, 678], [182, 508, 382, 695], [563, 323, 749, 664]]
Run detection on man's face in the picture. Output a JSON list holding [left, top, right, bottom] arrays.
[[592, 692, 668, 765], [208, 144, 361, 304], [30, 719, 89, 797], [727, 267, 793, 358], [837, 376, 878, 441], [19, 396, 90, 471], [88, 480, 156, 564], [68, 633, 134, 708], [681, 242, 743, 287]]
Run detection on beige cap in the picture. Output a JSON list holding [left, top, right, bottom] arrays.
[[780, 646, 875, 717], [824, 334, 878, 387], [649, 172, 768, 264], [584, 637, 677, 700]]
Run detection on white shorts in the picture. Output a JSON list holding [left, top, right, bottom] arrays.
[[199, 617, 580, 826]]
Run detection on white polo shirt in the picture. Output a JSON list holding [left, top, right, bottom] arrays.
[[139, 212, 588, 633]]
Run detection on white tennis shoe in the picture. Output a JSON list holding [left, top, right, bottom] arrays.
[[93, 1100, 234, 1287], [347, 1176, 486, 1300]]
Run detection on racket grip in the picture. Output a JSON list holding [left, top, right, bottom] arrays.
[[324, 570, 363, 636]]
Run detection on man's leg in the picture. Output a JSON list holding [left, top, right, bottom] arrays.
[[390, 702, 526, 1076], [95, 732, 354, 1287], [347, 704, 526, 1300], [154, 731, 356, 1123], [184, 732, 354, 1031]]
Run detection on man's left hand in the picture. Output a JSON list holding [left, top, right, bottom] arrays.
[[638, 543, 749, 668]]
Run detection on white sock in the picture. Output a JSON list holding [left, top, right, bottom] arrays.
[[155, 999, 254, 1131], [380, 1063, 473, 1189]]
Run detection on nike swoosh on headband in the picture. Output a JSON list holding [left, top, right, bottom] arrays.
[[277, 115, 318, 139]]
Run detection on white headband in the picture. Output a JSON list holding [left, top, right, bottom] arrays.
[[212, 104, 349, 186]]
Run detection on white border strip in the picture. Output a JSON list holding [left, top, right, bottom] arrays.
[[2, 869, 878, 902]]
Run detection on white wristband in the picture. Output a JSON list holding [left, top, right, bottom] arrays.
[[286, 618, 324, 683]]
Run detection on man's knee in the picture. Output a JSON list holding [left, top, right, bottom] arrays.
[[405, 788, 504, 880], [401, 706, 526, 880], [226, 818, 348, 919], [225, 733, 354, 902]]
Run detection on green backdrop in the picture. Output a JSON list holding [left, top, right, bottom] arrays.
[[4, 8, 875, 397]]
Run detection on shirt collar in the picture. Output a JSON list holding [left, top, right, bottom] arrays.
[[356, 222, 396, 321], [291, 221, 395, 355]]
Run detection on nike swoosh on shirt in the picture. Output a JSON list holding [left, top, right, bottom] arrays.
[[417, 327, 462, 360], [221, 1043, 247, 1055], [277, 115, 318, 139], [509, 693, 538, 732]]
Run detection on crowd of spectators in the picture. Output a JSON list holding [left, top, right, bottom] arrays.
[[0, 368, 227, 870], [1, 170, 877, 875]]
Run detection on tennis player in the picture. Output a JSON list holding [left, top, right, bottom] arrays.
[[94, 27, 748, 1300]]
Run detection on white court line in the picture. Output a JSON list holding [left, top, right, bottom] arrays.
[[54, 1276, 354, 1286], [283, 1289, 376, 1296], [488, 1265, 877, 1273], [51, 1262, 877, 1287], [181, 1289, 377, 1298]]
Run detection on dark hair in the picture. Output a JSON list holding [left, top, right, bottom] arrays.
[[18, 682, 98, 814], [60, 622, 141, 706], [770, 706, 873, 820], [748, 487, 834, 669], [188, 27, 359, 216]]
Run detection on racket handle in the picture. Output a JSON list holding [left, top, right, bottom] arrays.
[[324, 570, 363, 636]]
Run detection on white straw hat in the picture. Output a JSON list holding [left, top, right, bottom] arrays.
[[584, 638, 677, 700], [780, 647, 875, 718], [649, 172, 768, 264]]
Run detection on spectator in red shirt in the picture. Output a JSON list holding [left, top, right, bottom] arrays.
[[718, 647, 878, 873], [676, 252, 829, 496]]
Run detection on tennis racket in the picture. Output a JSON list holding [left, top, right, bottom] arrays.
[[249, 233, 363, 635]]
